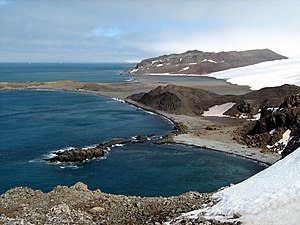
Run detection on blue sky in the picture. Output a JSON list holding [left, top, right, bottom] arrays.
[[1, 0, 300, 62]]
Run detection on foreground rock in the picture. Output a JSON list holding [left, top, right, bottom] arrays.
[[0, 182, 213, 225], [45, 138, 129, 163], [127, 49, 287, 75]]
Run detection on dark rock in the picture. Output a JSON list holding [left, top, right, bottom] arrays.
[[45, 138, 129, 163], [279, 93, 300, 109], [174, 123, 189, 134], [260, 107, 273, 119], [237, 101, 253, 113], [251, 107, 300, 135], [135, 135, 148, 143]]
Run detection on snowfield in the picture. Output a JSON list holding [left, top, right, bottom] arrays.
[[208, 58, 300, 90], [175, 147, 300, 225], [202, 102, 235, 117]]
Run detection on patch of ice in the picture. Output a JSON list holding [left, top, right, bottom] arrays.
[[202, 103, 236, 117], [207, 58, 300, 90]]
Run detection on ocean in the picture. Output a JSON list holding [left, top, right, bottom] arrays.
[[0, 63, 266, 196]]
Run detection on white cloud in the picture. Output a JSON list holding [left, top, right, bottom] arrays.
[[1, 0, 300, 62]]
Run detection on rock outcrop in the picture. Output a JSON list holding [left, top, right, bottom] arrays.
[[45, 139, 129, 163], [127, 49, 287, 75], [235, 93, 300, 155], [0, 182, 212, 225]]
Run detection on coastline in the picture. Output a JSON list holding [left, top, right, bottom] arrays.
[[124, 98, 280, 165], [0, 82, 280, 165]]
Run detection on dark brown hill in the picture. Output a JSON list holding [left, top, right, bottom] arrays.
[[127, 84, 300, 117], [127, 49, 287, 75]]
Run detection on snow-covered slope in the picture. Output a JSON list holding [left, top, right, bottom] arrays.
[[210, 147, 300, 224], [208, 58, 300, 90], [171, 147, 300, 225]]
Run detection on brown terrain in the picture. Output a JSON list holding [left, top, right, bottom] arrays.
[[127, 49, 287, 75]]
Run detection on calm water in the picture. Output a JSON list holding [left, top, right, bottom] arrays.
[[0, 90, 266, 196], [0, 63, 266, 196], [0, 63, 135, 82]]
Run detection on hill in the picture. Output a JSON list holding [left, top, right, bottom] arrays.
[[127, 49, 287, 75]]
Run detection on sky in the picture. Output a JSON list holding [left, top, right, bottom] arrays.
[[1, 0, 300, 62]]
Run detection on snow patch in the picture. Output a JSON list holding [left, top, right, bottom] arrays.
[[156, 63, 164, 67], [267, 129, 292, 152], [202, 59, 218, 63], [130, 68, 139, 73], [202, 103, 235, 117], [188, 62, 198, 65], [179, 66, 190, 72], [208, 58, 300, 90]]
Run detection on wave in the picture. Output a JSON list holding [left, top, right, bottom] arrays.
[[111, 97, 125, 103], [126, 78, 135, 82]]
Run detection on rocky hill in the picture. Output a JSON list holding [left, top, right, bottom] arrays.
[[0, 182, 213, 225], [128, 85, 300, 157], [235, 93, 300, 155], [127, 49, 287, 75], [127, 84, 300, 117]]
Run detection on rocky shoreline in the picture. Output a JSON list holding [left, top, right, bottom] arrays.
[[0, 81, 282, 165]]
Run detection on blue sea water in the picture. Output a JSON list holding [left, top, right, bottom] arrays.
[[0, 64, 266, 196], [0, 63, 134, 82]]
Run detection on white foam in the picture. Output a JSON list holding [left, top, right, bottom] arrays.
[[111, 97, 125, 103], [82, 144, 97, 150], [112, 144, 124, 147], [126, 78, 135, 82]]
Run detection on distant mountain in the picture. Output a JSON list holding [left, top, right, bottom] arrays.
[[127, 49, 287, 75]]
